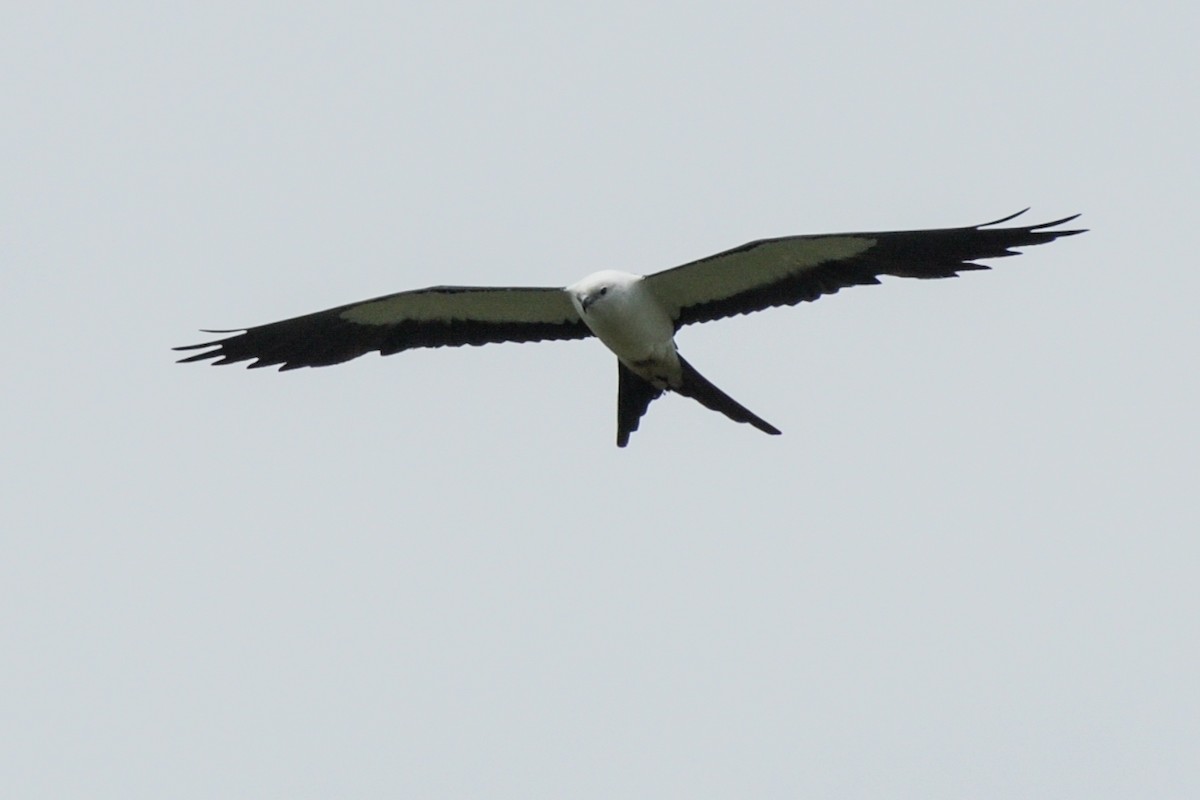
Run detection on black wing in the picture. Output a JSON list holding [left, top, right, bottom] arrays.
[[175, 285, 590, 370], [644, 210, 1084, 327]]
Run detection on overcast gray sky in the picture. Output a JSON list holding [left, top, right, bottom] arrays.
[[3, 2, 1197, 797]]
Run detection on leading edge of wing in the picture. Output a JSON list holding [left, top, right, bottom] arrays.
[[645, 210, 1085, 327], [174, 285, 590, 370]]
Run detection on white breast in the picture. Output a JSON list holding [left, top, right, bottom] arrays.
[[568, 270, 681, 386]]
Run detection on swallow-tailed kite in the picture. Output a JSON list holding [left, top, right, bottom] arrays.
[[176, 210, 1082, 446]]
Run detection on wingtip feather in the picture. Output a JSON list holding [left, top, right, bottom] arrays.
[[978, 208, 1031, 227]]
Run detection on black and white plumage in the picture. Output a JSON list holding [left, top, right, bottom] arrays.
[[176, 210, 1083, 446]]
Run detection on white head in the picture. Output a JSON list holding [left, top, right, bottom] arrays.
[[566, 270, 642, 317]]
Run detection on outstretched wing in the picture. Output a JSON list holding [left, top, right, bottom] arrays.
[[175, 285, 590, 370], [644, 210, 1084, 327]]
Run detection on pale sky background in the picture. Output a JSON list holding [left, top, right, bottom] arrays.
[[3, 2, 1197, 797]]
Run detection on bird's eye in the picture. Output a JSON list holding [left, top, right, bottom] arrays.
[[599, 287, 608, 295]]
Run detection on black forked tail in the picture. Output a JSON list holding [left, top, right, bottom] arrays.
[[614, 355, 781, 447], [675, 354, 781, 438], [616, 361, 664, 447]]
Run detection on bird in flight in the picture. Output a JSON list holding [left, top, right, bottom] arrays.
[[176, 210, 1082, 446]]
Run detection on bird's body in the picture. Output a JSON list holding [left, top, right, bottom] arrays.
[[567, 271, 679, 387], [177, 210, 1083, 446]]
